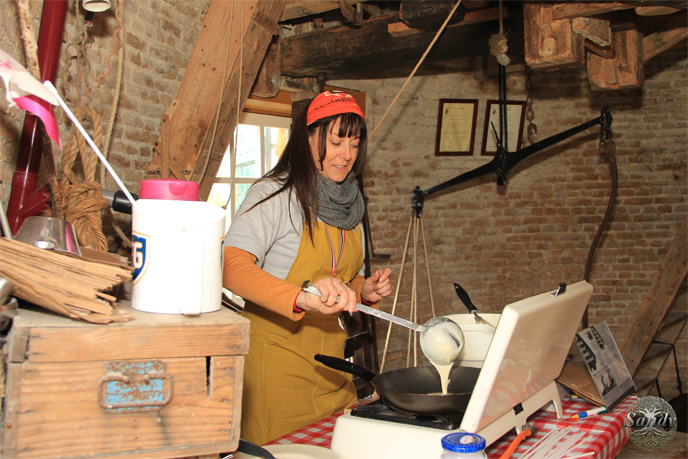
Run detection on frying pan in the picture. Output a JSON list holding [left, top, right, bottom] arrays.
[[314, 354, 480, 415]]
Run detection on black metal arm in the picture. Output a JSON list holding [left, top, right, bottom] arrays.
[[412, 107, 612, 217]]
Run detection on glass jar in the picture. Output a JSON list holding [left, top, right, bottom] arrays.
[[441, 432, 487, 458]]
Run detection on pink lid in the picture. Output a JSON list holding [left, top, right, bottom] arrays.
[[139, 179, 199, 201]]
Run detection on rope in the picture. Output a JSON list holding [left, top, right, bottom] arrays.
[[60, 136, 79, 184], [15, 0, 39, 77], [411, 215, 420, 366], [82, 110, 101, 180], [72, 9, 94, 116], [200, 0, 239, 188], [376, 2, 465, 368], [220, 0, 238, 212], [56, 109, 108, 250], [369, 0, 463, 141], [380, 214, 414, 373], [420, 217, 436, 317], [47, 1, 127, 251], [98, 0, 125, 172], [379, 213, 440, 369], [232, 2, 244, 201], [99, 1, 132, 249], [79, 1, 123, 116], [64, 181, 108, 250], [379, 211, 439, 370], [489, 0, 511, 66]]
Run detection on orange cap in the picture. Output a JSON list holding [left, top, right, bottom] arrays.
[[307, 91, 364, 125]]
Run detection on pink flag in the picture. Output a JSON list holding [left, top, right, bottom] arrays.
[[0, 48, 62, 148]]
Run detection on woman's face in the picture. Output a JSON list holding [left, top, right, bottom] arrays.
[[309, 119, 360, 183]]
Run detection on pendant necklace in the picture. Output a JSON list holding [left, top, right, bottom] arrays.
[[325, 224, 349, 330], [324, 224, 345, 278]]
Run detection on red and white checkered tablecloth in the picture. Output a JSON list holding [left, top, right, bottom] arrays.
[[487, 394, 638, 458], [267, 394, 638, 459], [267, 413, 340, 448]]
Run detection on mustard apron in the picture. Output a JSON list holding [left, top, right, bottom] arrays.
[[240, 222, 363, 444]]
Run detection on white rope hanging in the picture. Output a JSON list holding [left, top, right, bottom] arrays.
[[379, 212, 436, 371], [201, 0, 239, 192], [369, 0, 463, 141], [377, 1, 464, 371]]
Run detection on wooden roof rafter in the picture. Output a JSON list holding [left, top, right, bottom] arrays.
[[146, 0, 286, 199]]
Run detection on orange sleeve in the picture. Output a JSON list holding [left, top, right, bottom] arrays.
[[223, 246, 305, 320]]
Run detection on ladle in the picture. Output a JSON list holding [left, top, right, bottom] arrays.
[[303, 286, 465, 363], [419, 316, 465, 366], [302, 285, 426, 332]]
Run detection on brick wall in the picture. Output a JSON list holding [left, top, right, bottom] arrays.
[[1, 0, 209, 247], [2, 2, 686, 401], [333, 47, 687, 399]]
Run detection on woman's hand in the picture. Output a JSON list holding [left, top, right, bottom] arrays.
[[360, 268, 393, 304], [295, 277, 358, 314]]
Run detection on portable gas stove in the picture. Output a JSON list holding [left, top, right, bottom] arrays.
[[351, 400, 464, 430], [330, 281, 593, 459]]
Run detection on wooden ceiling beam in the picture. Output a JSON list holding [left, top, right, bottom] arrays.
[[588, 28, 643, 90], [572, 17, 612, 47], [524, 2, 586, 70], [643, 11, 688, 61], [552, 2, 636, 20], [551, 1, 687, 20], [399, 0, 467, 30], [389, 6, 508, 37], [635, 5, 683, 16], [280, 0, 364, 22], [280, 6, 524, 79], [146, 0, 285, 198]]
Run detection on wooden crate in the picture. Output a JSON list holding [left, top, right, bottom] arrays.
[[2, 303, 249, 459]]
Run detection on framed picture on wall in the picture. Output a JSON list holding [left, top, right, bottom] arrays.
[[481, 100, 526, 155], [435, 99, 479, 156]]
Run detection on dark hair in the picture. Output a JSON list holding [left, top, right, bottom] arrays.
[[252, 100, 367, 236]]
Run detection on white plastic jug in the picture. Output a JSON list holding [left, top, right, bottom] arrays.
[[131, 199, 225, 314]]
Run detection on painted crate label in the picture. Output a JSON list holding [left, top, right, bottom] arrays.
[[98, 360, 172, 412]]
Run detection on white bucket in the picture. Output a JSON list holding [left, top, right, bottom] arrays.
[[445, 313, 500, 367], [131, 199, 225, 314]]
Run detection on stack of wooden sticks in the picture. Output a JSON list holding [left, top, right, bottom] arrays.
[[0, 237, 133, 324]]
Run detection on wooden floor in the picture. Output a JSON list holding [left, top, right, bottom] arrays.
[[616, 431, 688, 458]]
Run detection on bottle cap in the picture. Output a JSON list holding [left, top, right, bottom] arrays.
[[441, 432, 487, 453], [139, 179, 199, 201]]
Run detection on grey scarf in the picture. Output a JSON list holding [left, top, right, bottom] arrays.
[[316, 173, 365, 230]]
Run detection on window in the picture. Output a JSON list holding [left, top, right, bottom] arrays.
[[207, 112, 291, 231]]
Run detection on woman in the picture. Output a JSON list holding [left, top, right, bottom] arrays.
[[222, 90, 393, 444]]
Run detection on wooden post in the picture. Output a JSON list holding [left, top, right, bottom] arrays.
[[251, 38, 281, 98], [588, 28, 643, 90], [643, 12, 688, 62], [620, 217, 688, 375], [145, 0, 285, 198], [524, 2, 585, 70]]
